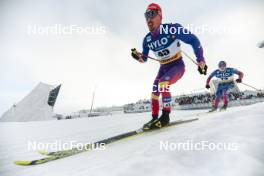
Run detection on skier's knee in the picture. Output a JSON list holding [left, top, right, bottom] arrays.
[[158, 81, 170, 93], [151, 93, 159, 100]]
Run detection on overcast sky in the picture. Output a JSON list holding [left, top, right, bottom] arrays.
[[0, 0, 263, 115]]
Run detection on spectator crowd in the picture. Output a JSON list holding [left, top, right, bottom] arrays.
[[175, 91, 264, 106]]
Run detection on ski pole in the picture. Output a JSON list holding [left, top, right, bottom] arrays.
[[181, 50, 207, 75], [136, 52, 160, 62], [137, 50, 199, 63], [181, 50, 198, 66], [241, 82, 261, 91], [136, 49, 204, 70]]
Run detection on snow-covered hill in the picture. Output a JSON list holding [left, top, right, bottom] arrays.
[[0, 103, 264, 176]]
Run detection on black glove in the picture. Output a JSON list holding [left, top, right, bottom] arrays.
[[131, 48, 139, 60], [206, 84, 210, 89], [198, 64, 208, 75], [236, 79, 242, 83]]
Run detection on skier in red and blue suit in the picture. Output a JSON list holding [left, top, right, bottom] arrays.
[[131, 3, 207, 130], [206, 61, 244, 111]]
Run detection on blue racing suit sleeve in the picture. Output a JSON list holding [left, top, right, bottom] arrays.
[[174, 23, 204, 62], [231, 68, 244, 80], [141, 37, 149, 62], [206, 70, 217, 84]]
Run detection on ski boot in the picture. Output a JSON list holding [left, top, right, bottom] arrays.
[[143, 116, 158, 130], [149, 110, 170, 129], [208, 107, 217, 113], [220, 104, 227, 111]]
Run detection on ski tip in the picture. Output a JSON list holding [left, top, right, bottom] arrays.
[[14, 160, 32, 166], [38, 150, 49, 155]]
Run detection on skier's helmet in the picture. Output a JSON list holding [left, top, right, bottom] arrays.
[[145, 3, 162, 20], [218, 61, 227, 71]]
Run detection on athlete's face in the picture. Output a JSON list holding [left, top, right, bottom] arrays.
[[146, 13, 161, 32], [219, 66, 226, 71]]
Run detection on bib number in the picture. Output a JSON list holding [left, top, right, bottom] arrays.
[[157, 49, 170, 59]]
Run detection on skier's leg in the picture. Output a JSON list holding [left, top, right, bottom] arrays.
[[159, 65, 185, 113], [148, 60, 185, 129], [214, 97, 220, 108], [161, 91, 171, 112], [214, 86, 223, 109], [151, 78, 160, 119], [150, 63, 175, 118], [152, 63, 185, 127], [223, 92, 228, 106], [143, 79, 161, 129], [219, 92, 228, 111], [209, 94, 220, 112], [222, 83, 233, 109], [143, 68, 164, 129]]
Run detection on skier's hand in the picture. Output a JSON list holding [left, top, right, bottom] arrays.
[[131, 48, 144, 63], [198, 61, 208, 75], [236, 79, 242, 83], [131, 48, 139, 59], [206, 84, 210, 89]]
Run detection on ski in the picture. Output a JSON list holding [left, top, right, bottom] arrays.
[[14, 118, 198, 166], [38, 117, 203, 157], [194, 108, 227, 117]]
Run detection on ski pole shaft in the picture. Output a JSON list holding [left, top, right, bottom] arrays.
[[181, 50, 198, 66], [137, 50, 202, 66], [181, 50, 208, 75], [241, 82, 260, 91], [137, 52, 160, 62]]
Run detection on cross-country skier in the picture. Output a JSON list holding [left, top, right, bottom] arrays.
[[205, 61, 244, 111], [131, 3, 207, 130]]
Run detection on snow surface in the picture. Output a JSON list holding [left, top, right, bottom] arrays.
[[0, 103, 264, 176], [0, 82, 55, 122]]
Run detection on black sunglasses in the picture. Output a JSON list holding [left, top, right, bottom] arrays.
[[144, 10, 159, 20]]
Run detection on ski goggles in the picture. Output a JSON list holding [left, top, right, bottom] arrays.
[[219, 65, 226, 71], [144, 9, 159, 20], [218, 64, 226, 71]]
